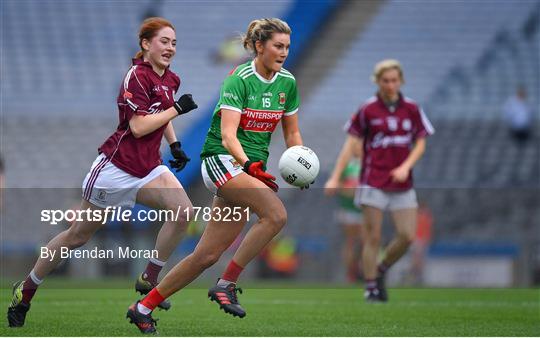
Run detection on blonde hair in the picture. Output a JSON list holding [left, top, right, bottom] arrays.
[[371, 59, 405, 83], [242, 18, 291, 55]]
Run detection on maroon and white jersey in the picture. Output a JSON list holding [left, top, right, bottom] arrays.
[[346, 93, 434, 191], [98, 58, 180, 178]]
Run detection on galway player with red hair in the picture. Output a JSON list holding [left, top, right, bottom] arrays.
[[7, 17, 198, 327]]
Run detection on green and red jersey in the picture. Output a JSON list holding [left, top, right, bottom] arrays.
[[201, 60, 300, 163]]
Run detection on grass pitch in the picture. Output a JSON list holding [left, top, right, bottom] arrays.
[[1, 281, 538, 336]]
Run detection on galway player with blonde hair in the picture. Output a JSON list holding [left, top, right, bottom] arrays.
[[325, 59, 434, 302]]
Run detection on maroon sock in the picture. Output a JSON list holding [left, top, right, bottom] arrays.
[[142, 260, 163, 286], [377, 262, 389, 276], [22, 275, 39, 304], [221, 260, 244, 283], [365, 279, 377, 292]]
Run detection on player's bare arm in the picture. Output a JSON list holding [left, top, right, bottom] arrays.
[[325, 135, 363, 195], [163, 122, 178, 144], [130, 94, 197, 138], [220, 108, 250, 166], [390, 137, 426, 183], [282, 113, 303, 147], [129, 108, 177, 138]]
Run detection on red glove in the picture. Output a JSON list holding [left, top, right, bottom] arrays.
[[243, 160, 278, 192]]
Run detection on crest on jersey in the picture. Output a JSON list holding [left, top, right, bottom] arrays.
[[402, 119, 412, 131], [123, 90, 133, 99], [279, 92, 286, 105], [387, 117, 398, 131]]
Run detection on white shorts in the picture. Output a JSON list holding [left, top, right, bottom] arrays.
[[335, 209, 363, 225], [355, 186, 418, 211], [82, 154, 170, 208], [201, 154, 244, 195]]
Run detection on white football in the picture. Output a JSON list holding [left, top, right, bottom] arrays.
[[278, 145, 320, 187]]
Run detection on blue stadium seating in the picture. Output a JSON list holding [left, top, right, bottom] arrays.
[[2, 0, 291, 117], [302, 0, 539, 120]]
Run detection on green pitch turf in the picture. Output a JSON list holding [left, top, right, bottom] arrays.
[[1, 284, 538, 336]]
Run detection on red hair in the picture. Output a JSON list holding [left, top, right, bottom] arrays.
[[134, 17, 175, 59]]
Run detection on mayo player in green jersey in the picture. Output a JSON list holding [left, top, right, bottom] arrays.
[[335, 159, 364, 283], [127, 18, 307, 331]]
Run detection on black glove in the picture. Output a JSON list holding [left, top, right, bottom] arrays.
[[169, 141, 190, 172], [173, 94, 198, 115]]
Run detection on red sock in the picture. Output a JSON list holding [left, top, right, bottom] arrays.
[[221, 260, 244, 283], [140, 288, 165, 311]]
